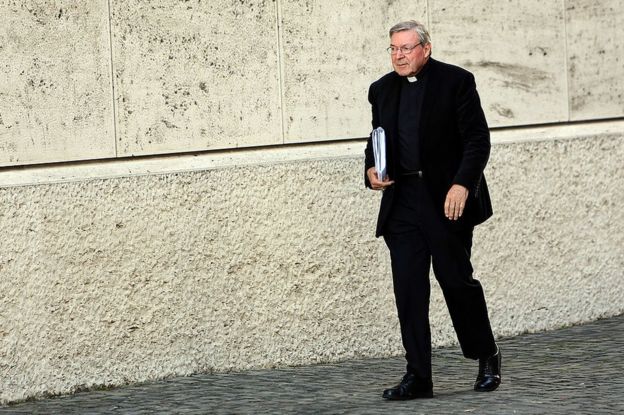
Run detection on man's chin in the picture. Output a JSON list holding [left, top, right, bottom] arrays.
[[394, 68, 412, 77]]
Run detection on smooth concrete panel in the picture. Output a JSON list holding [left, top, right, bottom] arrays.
[[566, 0, 624, 120], [280, 1, 427, 143], [0, 1, 115, 166], [111, 0, 281, 156], [429, 0, 569, 127], [1, 132, 623, 403]]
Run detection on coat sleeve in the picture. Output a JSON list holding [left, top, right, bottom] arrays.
[[364, 83, 379, 189], [451, 72, 490, 195]]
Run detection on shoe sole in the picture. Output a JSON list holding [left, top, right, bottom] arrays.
[[383, 392, 434, 400], [474, 383, 500, 392]]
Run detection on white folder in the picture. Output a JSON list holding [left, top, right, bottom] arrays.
[[372, 127, 387, 181]]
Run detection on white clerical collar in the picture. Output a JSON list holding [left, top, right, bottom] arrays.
[[407, 76, 417, 83]]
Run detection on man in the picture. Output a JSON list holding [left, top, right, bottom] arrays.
[[364, 20, 501, 400]]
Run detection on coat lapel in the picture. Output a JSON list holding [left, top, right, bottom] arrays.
[[418, 59, 439, 143], [381, 73, 401, 178], [382, 72, 401, 139]]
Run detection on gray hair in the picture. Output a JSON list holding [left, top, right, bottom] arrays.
[[389, 20, 431, 45]]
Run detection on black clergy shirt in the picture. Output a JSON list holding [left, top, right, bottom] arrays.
[[397, 63, 429, 173]]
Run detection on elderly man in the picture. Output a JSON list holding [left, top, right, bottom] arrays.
[[364, 20, 501, 400]]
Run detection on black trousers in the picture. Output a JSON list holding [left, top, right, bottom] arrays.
[[383, 175, 496, 381]]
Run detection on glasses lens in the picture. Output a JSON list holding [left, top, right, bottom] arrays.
[[388, 44, 420, 55]]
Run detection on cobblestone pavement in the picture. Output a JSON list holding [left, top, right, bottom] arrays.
[[2, 314, 623, 414]]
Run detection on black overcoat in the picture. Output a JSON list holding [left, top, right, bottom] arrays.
[[364, 58, 493, 237]]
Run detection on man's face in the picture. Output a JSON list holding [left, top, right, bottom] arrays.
[[390, 30, 431, 77]]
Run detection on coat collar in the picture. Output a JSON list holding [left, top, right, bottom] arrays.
[[384, 58, 440, 142]]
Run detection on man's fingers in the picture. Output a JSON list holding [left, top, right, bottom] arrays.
[[445, 197, 458, 218], [369, 168, 394, 191], [367, 167, 378, 184], [445, 185, 469, 220], [445, 198, 463, 220], [374, 181, 394, 191], [370, 177, 383, 189]]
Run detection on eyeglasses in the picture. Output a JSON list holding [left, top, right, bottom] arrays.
[[386, 43, 422, 55]]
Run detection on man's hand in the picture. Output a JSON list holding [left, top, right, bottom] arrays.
[[444, 184, 469, 220], [367, 167, 394, 191]]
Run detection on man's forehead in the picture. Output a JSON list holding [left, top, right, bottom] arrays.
[[390, 30, 419, 44]]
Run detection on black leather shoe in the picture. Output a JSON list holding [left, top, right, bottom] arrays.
[[474, 346, 501, 392], [382, 373, 433, 400]]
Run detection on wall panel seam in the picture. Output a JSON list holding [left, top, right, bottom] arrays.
[[106, 0, 119, 157], [426, 0, 431, 33], [275, 0, 286, 144], [562, 0, 572, 122], [1, 119, 623, 188]]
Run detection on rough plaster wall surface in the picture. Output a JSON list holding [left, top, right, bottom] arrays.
[[566, 0, 624, 120], [0, 134, 623, 403], [280, 0, 427, 142], [0, 1, 115, 166], [475, 135, 624, 335], [0, 159, 395, 403], [430, 0, 568, 126], [111, 0, 282, 156]]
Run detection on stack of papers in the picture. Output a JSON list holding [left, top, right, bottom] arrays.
[[372, 127, 386, 180]]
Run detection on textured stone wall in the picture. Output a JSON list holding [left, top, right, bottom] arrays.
[[1, 1, 623, 165], [1, 132, 623, 403]]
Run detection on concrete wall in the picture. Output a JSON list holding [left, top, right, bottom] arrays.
[[1, 124, 623, 403], [0, 1, 115, 165], [1, 1, 623, 165], [1, 0, 623, 405]]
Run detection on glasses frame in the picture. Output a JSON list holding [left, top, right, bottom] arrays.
[[386, 42, 423, 55]]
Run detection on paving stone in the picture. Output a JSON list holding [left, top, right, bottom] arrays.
[[1, 315, 622, 414]]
